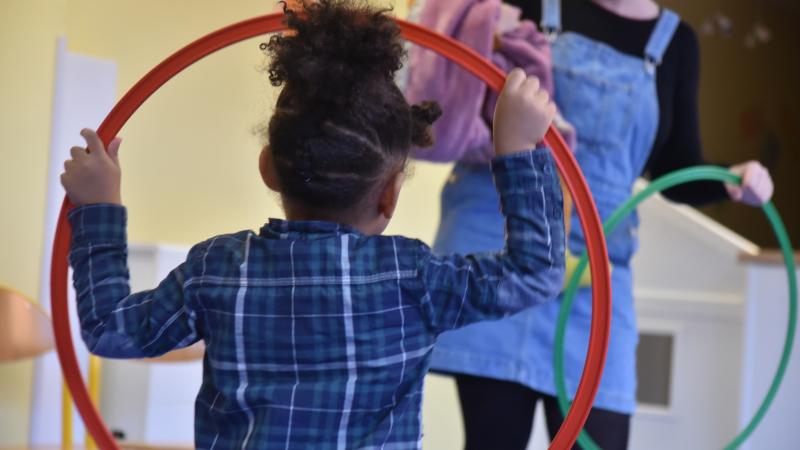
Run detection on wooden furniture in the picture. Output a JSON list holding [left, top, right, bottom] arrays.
[[0, 287, 54, 362]]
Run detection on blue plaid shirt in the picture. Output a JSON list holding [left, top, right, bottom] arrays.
[[68, 149, 564, 450]]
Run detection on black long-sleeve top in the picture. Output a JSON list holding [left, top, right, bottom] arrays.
[[509, 0, 729, 205]]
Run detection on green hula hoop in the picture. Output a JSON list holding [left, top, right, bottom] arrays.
[[554, 166, 797, 450]]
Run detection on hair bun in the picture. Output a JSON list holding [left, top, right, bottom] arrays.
[[265, 0, 405, 105], [410, 101, 442, 148]]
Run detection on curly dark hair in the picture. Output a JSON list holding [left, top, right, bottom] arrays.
[[264, 0, 441, 214]]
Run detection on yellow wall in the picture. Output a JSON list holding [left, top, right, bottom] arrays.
[[61, 0, 444, 249], [0, 0, 66, 445]]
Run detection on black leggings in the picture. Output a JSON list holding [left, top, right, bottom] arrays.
[[456, 374, 630, 450]]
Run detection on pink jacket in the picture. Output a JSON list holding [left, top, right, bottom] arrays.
[[405, 0, 570, 163]]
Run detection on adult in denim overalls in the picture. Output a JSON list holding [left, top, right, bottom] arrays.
[[428, 0, 682, 447]]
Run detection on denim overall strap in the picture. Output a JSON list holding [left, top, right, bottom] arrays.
[[644, 9, 680, 73], [541, 0, 561, 40]]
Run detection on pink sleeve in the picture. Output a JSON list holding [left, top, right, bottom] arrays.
[[404, 0, 500, 163], [475, 21, 576, 159], [467, 20, 556, 162], [405, 2, 567, 164]]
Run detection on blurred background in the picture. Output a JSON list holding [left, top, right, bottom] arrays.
[[0, 0, 797, 448]]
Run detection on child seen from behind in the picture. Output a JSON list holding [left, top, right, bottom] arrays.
[[60, 1, 565, 448]]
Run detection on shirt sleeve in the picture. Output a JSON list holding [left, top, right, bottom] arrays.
[[417, 148, 566, 334], [645, 25, 728, 206], [68, 204, 203, 358]]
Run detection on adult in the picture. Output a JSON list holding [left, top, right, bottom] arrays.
[[405, 0, 774, 448]]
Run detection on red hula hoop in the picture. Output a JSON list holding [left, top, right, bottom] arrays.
[[50, 13, 611, 450]]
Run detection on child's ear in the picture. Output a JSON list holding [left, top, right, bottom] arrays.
[[378, 169, 406, 220], [259, 145, 280, 192]]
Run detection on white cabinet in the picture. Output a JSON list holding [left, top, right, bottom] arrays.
[[421, 183, 798, 450], [99, 244, 201, 445], [628, 189, 799, 449], [736, 254, 800, 450]]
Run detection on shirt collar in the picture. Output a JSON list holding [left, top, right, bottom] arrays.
[[259, 218, 363, 240]]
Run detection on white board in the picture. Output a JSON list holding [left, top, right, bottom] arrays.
[[29, 37, 117, 445]]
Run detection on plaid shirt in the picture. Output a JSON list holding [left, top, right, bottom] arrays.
[[69, 149, 564, 450]]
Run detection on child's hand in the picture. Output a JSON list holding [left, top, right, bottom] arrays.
[[493, 68, 556, 156], [61, 129, 123, 206]]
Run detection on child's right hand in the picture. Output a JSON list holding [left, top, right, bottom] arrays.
[[60, 129, 123, 206], [493, 68, 556, 156]]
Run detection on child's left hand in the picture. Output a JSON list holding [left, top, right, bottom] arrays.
[[61, 128, 123, 206]]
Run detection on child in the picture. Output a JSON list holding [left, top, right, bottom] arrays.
[[61, 1, 564, 448]]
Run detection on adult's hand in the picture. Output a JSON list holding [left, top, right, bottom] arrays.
[[726, 161, 774, 206]]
